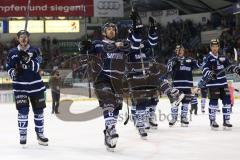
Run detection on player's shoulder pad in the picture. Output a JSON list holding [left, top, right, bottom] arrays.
[[92, 40, 102, 45], [206, 54, 214, 61], [8, 48, 18, 59], [28, 46, 41, 57]]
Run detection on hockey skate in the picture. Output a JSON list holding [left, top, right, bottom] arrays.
[[149, 118, 158, 129], [37, 134, 49, 146], [201, 107, 205, 113], [145, 120, 150, 131], [223, 120, 232, 130], [104, 126, 119, 152], [181, 117, 189, 127], [210, 121, 219, 130], [138, 127, 147, 140], [20, 136, 27, 148], [169, 118, 177, 127]]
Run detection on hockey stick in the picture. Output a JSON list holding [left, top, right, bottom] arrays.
[[24, 0, 31, 31], [124, 96, 130, 125], [83, 0, 92, 98]]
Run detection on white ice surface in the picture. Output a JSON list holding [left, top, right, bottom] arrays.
[[1, 98, 240, 160]]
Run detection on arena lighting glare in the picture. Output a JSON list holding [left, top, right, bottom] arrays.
[[44, 17, 53, 20], [58, 16, 66, 20], [12, 17, 25, 20]]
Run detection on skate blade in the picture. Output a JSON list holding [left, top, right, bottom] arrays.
[[181, 123, 189, 127], [21, 144, 27, 149], [211, 127, 219, 131], [150, 126, 158, 130], [38, 141, 48, 146], [223, 126, 232, 131], [140, 136, 147, 140], [106, 147, 115, 152], [169, 124, 176, 128]]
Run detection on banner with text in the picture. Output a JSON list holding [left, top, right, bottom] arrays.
[[0, 0, 93, 17]]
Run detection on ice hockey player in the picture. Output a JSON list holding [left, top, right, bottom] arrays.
[[90, 22, 127, 151], [200, 39, 240, 130], [127, 10, 184, 137], [167, 45, 200, 127], [6, 30, 48, 146]]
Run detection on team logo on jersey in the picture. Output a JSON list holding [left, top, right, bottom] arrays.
[[135, 53, 146, 59], [107, 53, 123, 59], [180, 66, 191, 71], [11, 54, 18, 59]]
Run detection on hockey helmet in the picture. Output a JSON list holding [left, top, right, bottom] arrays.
[[210, 39, 220, 47], [17, 30, 30, 38], [102, 23, 118, 34]]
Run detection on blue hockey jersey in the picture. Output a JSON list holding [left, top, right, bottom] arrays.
[[167, 56, 199, 90], [7, 45, 46, 96], [202, 52, 230, 88], [91, 39, 128, 81], [127, 28, 158, 63]]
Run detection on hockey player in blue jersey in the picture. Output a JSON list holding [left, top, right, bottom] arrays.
[[127, 11, 184, 137], [167, 45, 200, 127], [91, 22, 128, 151], [200, 39, 240, 130], [126, 15, 159, 138], [6, 30, 48, 146]]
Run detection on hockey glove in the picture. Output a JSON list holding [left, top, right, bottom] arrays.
[[171, 57, 180, 71], [149, 16, 158, 34], [19, 50, 31, 64], [170, 88, 180, 98], [197, 79, 206, 88], [208, 70, 217, 80], [130, 9, 143, 34], [12, 63, 23, 80], [80, 40, 92, 51]]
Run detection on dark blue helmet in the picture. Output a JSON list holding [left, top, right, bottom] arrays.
[[102, 23, 118, 34], [17, 30, 30, 38]]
